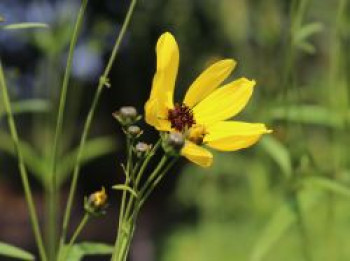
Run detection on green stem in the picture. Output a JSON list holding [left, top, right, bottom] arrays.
[[49, 0, 89, 258], [58, 0, 138, 257], [0, 62, 48, 261], [62, 213, 90, 260], [135, 139, 161, 187]]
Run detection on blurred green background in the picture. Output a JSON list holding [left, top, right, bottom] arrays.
[[1, 0, 350, 260]]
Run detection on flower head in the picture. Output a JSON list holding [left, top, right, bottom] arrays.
[[145, 32, 271, 167], [84, 187, 108, 215]]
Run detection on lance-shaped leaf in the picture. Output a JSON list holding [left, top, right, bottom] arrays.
[[0, 241, 34, 260], [64, 242, 114, 261], [302, 176, 350, 198], [1, 23, 49, 30]]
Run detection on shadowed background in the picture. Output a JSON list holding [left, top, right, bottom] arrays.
[[1, 0, 350, 260]]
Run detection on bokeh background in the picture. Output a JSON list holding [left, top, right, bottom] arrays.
[[1, 0, 350, 260]]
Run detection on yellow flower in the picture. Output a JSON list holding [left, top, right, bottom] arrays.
[[145, 32, 271, 167]]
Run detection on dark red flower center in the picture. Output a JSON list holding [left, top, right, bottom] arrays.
[[168, 103, 196, 132]]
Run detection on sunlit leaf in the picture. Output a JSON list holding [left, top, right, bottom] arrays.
[[112, 185, 138, 198], [2, 23, 49, 30], [64, 242, 113, 261], [302, 176, 350, 198], [0, 241, 34, 260], [259, 136, 292, 179]]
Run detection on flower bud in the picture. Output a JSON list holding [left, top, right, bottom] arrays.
[[127, 125, 143, 138], [113, 106, 140, 126], [84, 187, 108, 216], [135, 142, 152, 158], [162, 132, 185, 156]]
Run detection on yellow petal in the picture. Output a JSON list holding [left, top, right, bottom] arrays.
[[145, 32, 179, 128], [204, 121, 272, 151], [181, 141, 213, 168], [144, 99, 171, 131], [193, 78, 256, 125], [183, 59, 236, 108]]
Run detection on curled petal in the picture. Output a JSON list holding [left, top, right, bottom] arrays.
[[181, 141, 213, 167]]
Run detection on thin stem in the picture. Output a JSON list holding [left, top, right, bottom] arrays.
[[0, 61, 48, 261], [135, 139, 161, 187], [58, 0, 138, 256], [64, 214, 90, 258], [49, 0, 88, 258]]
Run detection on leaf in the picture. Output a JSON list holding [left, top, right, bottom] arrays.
[[295, 22, 323, 43], [259, 136, 292, 179], [302, 176, 350, 198], [296, 41, 316, 54], [0, 16, 4, 23], [0, 99, 51, 118], [250, 191, 319, 261], [0, 241, 34, 260], [2, 23, 49, 30], [112, 185, 138, 198], [56, 136, 116, 186], [65, 242, 114, 261], [0, 130, 46, 184], [268, 105, 345, 128]]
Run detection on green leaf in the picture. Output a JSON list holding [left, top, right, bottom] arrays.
[[56, 136, 116, 186], [65, 242, 114, 261], [0, 16, 4, 23], [250, 191, 319, 261], [259, 136, 292, 179], [2, 23, 49, 30], [295, 22, 323, 43], [268, 105, 345, 128], [0, 99, 51, 118], [0, 241, 34, 260], [296, 41, 316, 54], [302, 176, 350, 198], [112, 185, 138, 198], [0, 130, 46, 183]]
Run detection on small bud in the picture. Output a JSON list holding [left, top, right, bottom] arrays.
[[113, 106, 140, 126], [127, 125, 143, 138], [84, 187, 108, 216], [162, 132, 185, 156], [135, 142, 152, 158]]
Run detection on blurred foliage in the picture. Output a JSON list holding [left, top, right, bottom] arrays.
[[1, 0, 350, 260]]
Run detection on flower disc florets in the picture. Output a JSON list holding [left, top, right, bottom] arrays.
[[168, 103, 195, 132]]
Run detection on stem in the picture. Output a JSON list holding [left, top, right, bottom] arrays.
[[49, 0, 88, 258], [62, 214, 90, 260], [135, 139, 161, 187], [0, 62, 48, 261], [58, 0, 138, 257]]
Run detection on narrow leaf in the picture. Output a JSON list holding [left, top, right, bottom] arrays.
[[0, 99, 50, 118], [251, 191, 319, 261], [0, 242, 34, 260], [65, 242, 113, 261], [2, 23, 49, 30], [112, 185, 138, 198], [295, 22, 323, 43], [259, 136, 292, 179], [302, 176, 350, 198], [57, 136, 116, 186], [269, 105, 344, 128]]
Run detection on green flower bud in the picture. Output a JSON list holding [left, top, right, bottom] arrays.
[[135, 142, 152, 158], [162, 132, 185, 156], [127, 125, 143, 138], [113, 106, 140, 126]]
